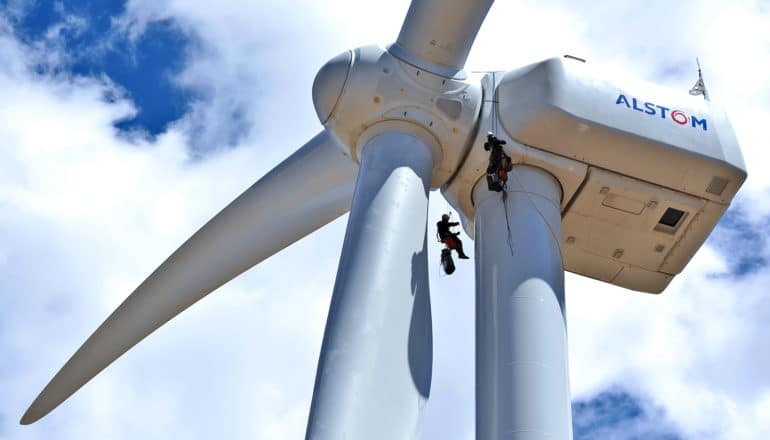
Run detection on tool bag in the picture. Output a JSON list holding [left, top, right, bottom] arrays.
[[441, 248, 456, 275]]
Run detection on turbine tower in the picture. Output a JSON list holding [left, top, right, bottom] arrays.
[[22, 0, 746, 438]]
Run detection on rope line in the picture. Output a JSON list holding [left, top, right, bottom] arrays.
[[491, 71, 498, 136], [501, 184, 515, 257]]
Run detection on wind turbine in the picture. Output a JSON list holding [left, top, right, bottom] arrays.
[[22, 0, 746, 439]]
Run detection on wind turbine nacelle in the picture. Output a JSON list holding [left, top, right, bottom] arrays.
[[446, 57, 746, 293], [498, 58, 746, 293]]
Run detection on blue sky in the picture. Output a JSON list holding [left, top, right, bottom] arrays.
[[2, 0, 770, 439], [573, 390, 682, 440], [8, 0, 195, 136]]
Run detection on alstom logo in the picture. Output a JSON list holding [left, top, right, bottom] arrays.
[[616, 94, 708, 131]]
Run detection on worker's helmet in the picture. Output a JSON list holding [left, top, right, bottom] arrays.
[[442, 214, 450, 221]]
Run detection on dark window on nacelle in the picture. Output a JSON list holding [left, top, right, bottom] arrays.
[[659, 208, 685, 227]]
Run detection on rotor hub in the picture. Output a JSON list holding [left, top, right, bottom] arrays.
[[312, 45, 482, 188]]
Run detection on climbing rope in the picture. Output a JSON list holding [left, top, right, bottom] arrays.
[[501, 187, 516, 256]]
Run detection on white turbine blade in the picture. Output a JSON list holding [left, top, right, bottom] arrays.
[[21, 131, 358, 425], [391, 0, 494, 77], [306, 132, 434, 439]]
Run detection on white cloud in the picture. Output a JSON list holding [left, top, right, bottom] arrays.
[[2, 1, 770, 439]]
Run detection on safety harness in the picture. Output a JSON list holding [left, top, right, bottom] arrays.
[[484, 133, 513, 192]]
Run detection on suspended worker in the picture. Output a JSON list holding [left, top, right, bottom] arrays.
[[484, 132, 513, 192], [437, 214, 470, 259]]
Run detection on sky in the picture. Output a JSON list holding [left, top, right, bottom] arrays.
[[1, 0, 769, 439]]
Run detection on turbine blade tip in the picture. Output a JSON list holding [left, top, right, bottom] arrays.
[[20, 410, 39, 425], [20, 400, 48, 425]]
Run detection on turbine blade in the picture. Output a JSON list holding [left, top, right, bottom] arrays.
[[306, 132, 434, 439], [391, 0, 494, 77], [21, 131, 358, 425]]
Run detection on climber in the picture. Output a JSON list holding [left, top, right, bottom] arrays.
[[484, 132, 513, 192], [437, 214, 470, 259]]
